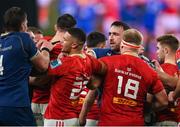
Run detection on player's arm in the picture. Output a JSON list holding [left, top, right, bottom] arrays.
[[146, 90, 167, 111], [156, 69, 178, 89], [31, 40, 53, 72], [169, 78, 180, 102], [153, 59, 178, 88], [29, 75, 51, 87], [168, 50, 180, 101], [79, 89, 97, 126], [153, 89, 168, 111], [146, 93, 154, 104], [151, 78, 168, 111], [86, 75, 104, 90], [86, 60, 107, 90]]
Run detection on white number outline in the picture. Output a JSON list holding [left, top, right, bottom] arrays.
[[70, 80, 88, 100], [0, 55, 4, 75], [117, 76, 139, 99]]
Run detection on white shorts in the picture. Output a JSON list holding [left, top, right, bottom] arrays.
[[155, 121, 178, 126], [31, 103, 48, 126], [86, 119, 98, 126], [44, 118, 80, 127], [31, 102, 48, 114]]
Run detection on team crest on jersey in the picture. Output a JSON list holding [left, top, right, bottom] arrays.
[[50, 59, 62, 69]]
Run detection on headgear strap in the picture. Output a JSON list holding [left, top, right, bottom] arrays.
[[121, 40, 140, 49]]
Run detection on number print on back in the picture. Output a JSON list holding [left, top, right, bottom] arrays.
[[0, 55, 4, 75], [117, 75, 139, 99], [70, 79, 88, 100]]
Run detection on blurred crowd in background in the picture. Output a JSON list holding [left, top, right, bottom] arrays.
[[37, 0, 180, 60], [0, 0, 180, 60]]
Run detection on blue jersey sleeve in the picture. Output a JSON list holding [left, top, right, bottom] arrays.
[[93, 48, 117, 58]]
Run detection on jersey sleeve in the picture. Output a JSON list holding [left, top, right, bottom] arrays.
[[99, 56, 109, 68], [150, 73, 164, 94], [48, 57, 69, 76], [87, 55, 103, 74], [20, 33, 38, 59]]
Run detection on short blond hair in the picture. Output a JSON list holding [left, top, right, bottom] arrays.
[[122, 29, 143, 46]]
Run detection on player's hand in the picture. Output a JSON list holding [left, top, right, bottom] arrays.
[[35, 39, 45, 49], [40, 39, 54, 52], [152, 59, 164, 72], [168, 91, 175, 102]]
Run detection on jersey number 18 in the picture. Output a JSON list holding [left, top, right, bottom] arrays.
[[117, 75, 139, 99]]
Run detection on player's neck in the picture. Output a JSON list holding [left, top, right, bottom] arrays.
[[69, 51, 86, 58], [164, 55, 176, 65], [122, 50, 138, 57]]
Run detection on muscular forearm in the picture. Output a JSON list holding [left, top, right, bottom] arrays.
[[158, 71, 178, 88], [29, 75, 51, 86], [79, 90, 97, 125]]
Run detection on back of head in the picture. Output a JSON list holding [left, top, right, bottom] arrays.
[[4, 7, 27, 32], [156, 34, 179, 52], [67, 28, 86, 45], [28, 26, 42, 35], [122, 29, 143, 46], [57, 14, 76, 30], [86, 32, 106, 48], [111, 21, 130, 30]]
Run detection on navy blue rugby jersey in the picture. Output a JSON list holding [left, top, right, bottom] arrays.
[[92, 48, 118, 58], [0, 32, 38, 107]]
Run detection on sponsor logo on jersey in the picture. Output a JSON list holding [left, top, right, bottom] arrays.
[[50, 59, 62, 69], [113, 97, 137, 106]]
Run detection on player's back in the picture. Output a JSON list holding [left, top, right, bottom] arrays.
[[45, 54, 101, 119], [98, 54, 163, 126], [0, 32, 37, 107]]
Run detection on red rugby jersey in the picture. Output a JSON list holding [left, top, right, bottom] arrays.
[[44, 54, 102, 119], [97, 54, 164, 126], [156, 63, 178, 122]]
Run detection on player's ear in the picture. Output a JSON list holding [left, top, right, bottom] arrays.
[[71, 42, 78, 49], [54, 24, 57, 31], [120, 44, 124, 50], [164, 47, 169, 54], [21, 22, 27, 32]]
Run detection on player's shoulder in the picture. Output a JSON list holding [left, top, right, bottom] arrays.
[[1, 32, 29, 39], [99, 54, 121, 64], [161, 63, 178, 71], [86, 49, 97, 58], [93, 48, 115, 58], [124, 55, 156, 72], [50, 56, 73, 68], [61, 55, 84, 64], [13, 32, 30, 38]]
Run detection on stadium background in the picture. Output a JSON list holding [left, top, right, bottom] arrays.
[[0, 0, 179, 59]]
